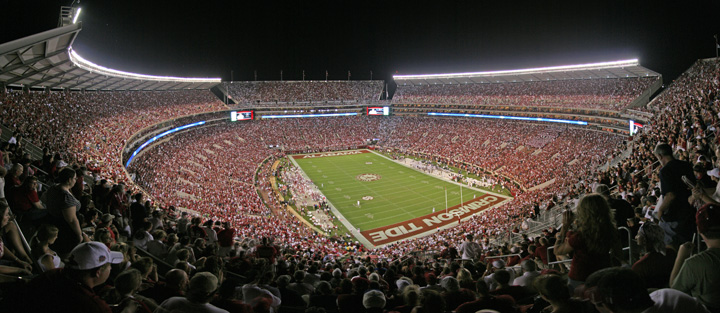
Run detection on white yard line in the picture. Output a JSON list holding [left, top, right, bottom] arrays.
[[369, 149, 511, 199], [287, 151, 375, 247], [287, 149, 514, 249]]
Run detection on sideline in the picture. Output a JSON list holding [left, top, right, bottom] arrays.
[[369, 149, 511, 199], [287, 150, 375, 248]]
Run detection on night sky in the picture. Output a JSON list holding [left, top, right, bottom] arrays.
[[1, 0, 718, 85]]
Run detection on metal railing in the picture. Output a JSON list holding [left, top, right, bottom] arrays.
[[618, 226, 634, 265], [547, 225, 636, 273], [546, 246, 572, 266], [484, 253, 521, 261], [13, 219, 32, 259]]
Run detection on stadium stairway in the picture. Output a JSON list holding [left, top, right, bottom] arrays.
[[210, 84, 236, 106], [0, 123, 43, 159]]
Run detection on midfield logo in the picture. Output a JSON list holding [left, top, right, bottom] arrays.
[[356, 173, 382, 182]]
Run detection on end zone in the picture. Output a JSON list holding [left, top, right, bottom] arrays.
[[359, 194, 507, 247]]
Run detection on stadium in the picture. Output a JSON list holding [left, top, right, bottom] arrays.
[[1, 2, 719, 313]]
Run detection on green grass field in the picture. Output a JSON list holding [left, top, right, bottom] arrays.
[[292, 150, 490, 230]]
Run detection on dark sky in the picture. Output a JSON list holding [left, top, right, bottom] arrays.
[[1, 0, 719, 84]]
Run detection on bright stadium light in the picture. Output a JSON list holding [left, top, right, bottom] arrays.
[[393, 59, 640, 80], [68, 48, 221, 83], [126, 121, 206, 167], [72, 7, 82, 24], [262, 112, 358, 119], [427, 112, 588, 126]]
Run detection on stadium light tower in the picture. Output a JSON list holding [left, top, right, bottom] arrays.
[[73, 7, 82, 24], [58, 1, 82, 27]]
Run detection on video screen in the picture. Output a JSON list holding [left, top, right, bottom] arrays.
[[367, 106, 390, 116], [230, 110, 253, 121], [629, 120, 643, 135]]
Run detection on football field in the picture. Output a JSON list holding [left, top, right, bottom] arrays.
[[289, 149, 511, 247]]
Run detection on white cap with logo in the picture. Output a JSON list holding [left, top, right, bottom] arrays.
[[67, 242, 124, 270]]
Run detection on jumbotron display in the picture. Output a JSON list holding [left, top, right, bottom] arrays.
[[629, 120, 644, 135], [367, 106, 390, 116], [230, 110, 254, 121]]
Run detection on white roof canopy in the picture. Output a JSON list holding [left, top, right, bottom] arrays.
[[0, 23, 220, 91], [393, 59, 660, 86]]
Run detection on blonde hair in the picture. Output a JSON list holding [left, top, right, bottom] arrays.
[[575, 193, 620, 255], [456, 268, 473, 283], [403, 284, 421, 306]]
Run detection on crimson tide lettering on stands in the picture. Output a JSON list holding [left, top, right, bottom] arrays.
[[361, 194, 503, 246]]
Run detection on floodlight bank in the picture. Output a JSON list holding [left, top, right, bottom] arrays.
[[262, 112, 358, 119], [69, 48, 221, 83], [427, 112, 588, 125], [72, 8, 82, 24], [393, 59, 639, 80]]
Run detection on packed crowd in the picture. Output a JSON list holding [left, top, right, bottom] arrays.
[[280, 166, 327, 208], [0, 58, 717, 312], [124, 115, 622, 248], [225, 81, 384, 106], [392, 77, 658, 111], [380, 117, 624, 188], [0, 90, 228, 185], [393, 103, 630, 119]]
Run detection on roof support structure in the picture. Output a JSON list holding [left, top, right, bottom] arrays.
[[0, 49, 67, 74], [84, 77, 112, 90], [5, 59, 70, 85], [124, 79, 151, 91], [0, 23, 81, 55], [113, 79, 136, 90], [48, 70, 85, 88], [31, 67, 72, 86], [65, 73, 97, 89]]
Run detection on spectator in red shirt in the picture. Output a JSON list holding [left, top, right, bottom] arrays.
[[533, 237, 550, 266], [8, 176, 46, 222], [256, 237, 279, 266], [188, 217, 207, 240], [108, 184, 129, 236], [3, 163, 22, 197], [217, 222, 235, 257], [439, 241, 459, 260], [554, 194, 621, 293], [631, 222, 676, 289], [0, 202, 33, 275]]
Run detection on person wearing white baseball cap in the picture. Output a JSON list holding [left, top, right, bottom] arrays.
[[65, 241, 125, 270], [21, 241, 124, 313]]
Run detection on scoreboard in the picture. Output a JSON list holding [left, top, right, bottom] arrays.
[[367, 106, 390, 116], [629, 120, 643, 136], [230, 110, 253, 121]]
